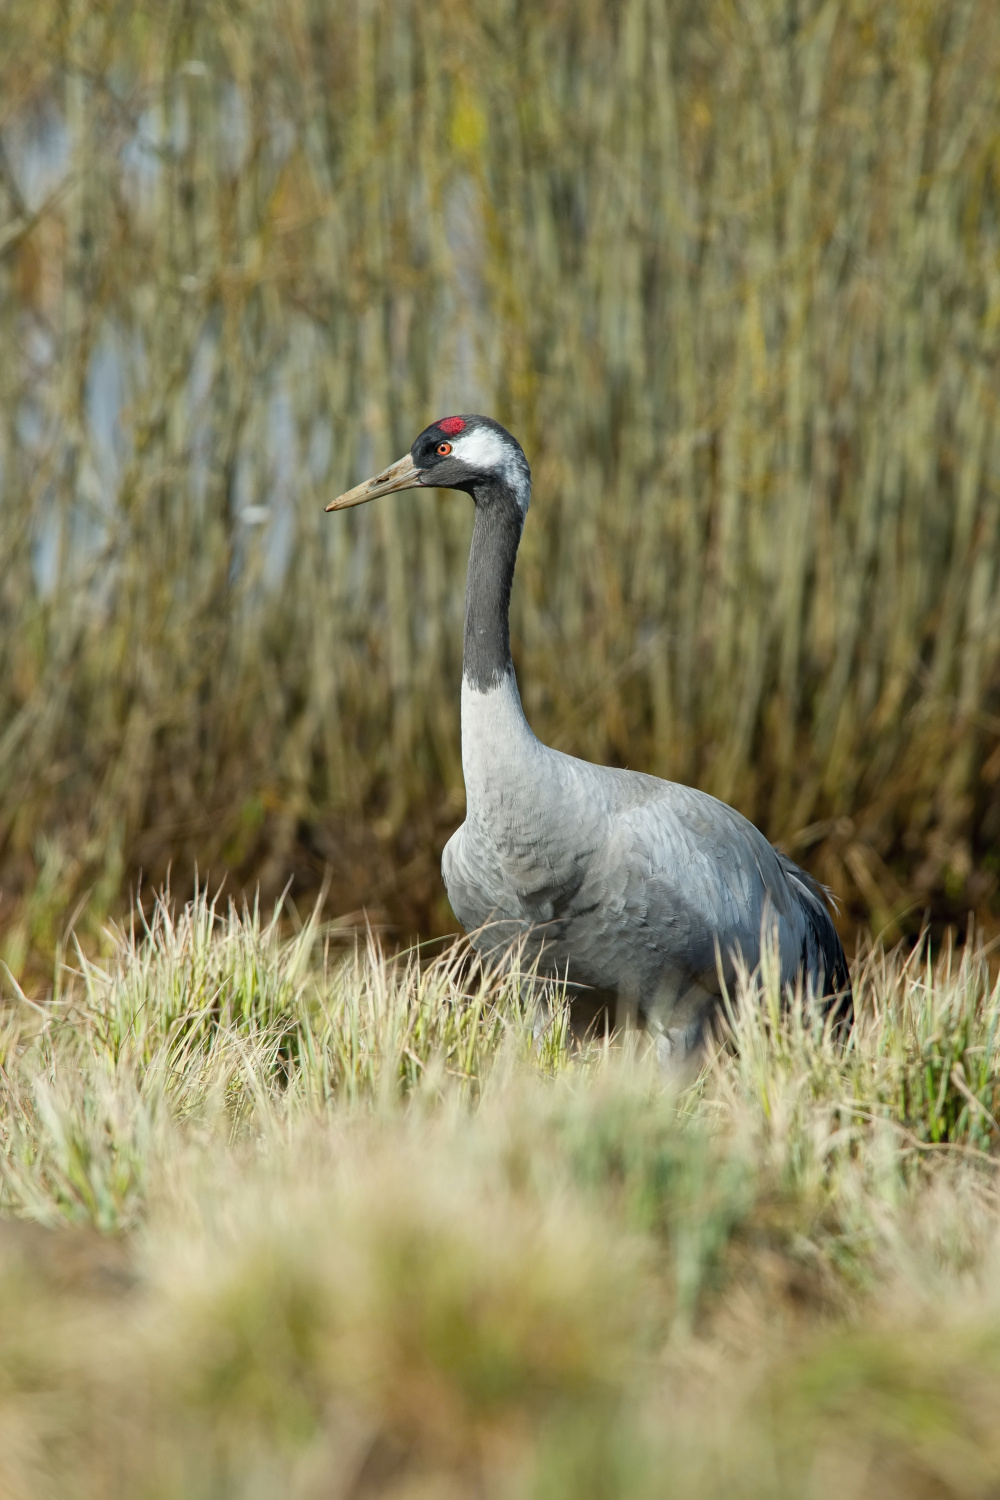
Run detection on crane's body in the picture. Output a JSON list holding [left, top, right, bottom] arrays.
[[444, 670, 845, 1049], [328, 415, 850, 1052]]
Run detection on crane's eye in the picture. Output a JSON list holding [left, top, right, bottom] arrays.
[[436, 441, 452, 456]]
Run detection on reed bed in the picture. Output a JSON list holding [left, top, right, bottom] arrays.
[[0, 886, 998, 1494], [2, 0, 1000, 970]]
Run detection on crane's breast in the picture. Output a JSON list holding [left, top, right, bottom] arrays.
[[441, 819, 548, 961], [441, 808, 645, 989], [441, 821, 496, 933]]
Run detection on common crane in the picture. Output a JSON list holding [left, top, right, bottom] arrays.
[[327, 415, 851, 1056]]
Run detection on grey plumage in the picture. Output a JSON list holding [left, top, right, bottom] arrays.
[[444, 674, 850, 1053], [327, 414, 852, 1052]]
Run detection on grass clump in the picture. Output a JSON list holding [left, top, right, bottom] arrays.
[[0, 889, 999, 1494]]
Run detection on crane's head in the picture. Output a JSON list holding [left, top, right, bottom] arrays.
[[325, 415, 531, 517]]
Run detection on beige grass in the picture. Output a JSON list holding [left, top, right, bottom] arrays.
[[0, 888, 999, 1495]]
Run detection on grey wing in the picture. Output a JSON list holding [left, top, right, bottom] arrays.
[[545, 780, 803, 1006], [621, 786, 801, 981], [612, 788, 851, 1023]]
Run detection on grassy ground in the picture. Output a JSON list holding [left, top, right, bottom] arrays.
[[2, 889, 1000, 1497]]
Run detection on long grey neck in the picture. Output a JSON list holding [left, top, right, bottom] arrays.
[[460, 480, 540, 807], [462, 480, 524, 692]]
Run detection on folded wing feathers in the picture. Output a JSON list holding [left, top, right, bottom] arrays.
[[776, 852, 853, 1013]]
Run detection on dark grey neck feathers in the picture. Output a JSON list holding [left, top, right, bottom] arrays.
[[463, 480, 525, 692]]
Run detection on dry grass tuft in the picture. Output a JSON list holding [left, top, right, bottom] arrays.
[[0, 888, 998, 1493]]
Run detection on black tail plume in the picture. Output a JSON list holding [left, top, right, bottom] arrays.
[[776, 853, 853, 1025]]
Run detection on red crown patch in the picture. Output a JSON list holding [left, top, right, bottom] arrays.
[[437, 416, 466, 435]]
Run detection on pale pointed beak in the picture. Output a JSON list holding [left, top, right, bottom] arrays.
[[325, 453, 424, 511]]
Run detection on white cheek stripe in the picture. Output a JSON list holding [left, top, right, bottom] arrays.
[[450, 427, 531, 513], [451, 428, 507, 470]]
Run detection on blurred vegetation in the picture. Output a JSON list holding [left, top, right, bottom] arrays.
[[2, 0, 1000, 971], [0, 889, 999, 1494]]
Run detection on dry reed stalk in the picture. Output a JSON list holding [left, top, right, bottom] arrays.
[[1, 0, 999, 970]]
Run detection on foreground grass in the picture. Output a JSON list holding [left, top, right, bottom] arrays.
[[1, 893, 1000, 1497]]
